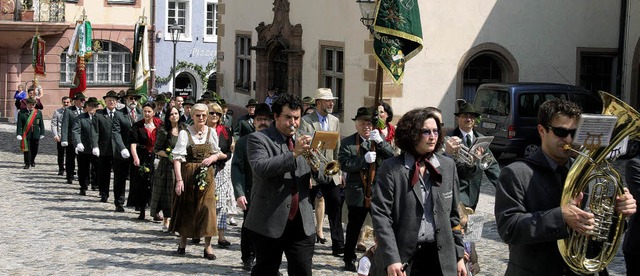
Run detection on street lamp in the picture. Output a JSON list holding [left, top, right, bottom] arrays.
[[356, 0, 383, 108], [169, 22, 183, 98]]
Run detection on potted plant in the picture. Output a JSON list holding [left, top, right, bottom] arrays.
[[21, 0, 34, 21]]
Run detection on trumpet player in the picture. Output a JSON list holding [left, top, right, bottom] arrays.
[[444, 102, 500, 211], [245, 93, 316, 275], [338, 106, 395, 272], [495, 98, 636, 275]]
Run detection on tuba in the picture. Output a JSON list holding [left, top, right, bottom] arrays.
[[291, 126, 341, 176], [558, 91, 640, 274]]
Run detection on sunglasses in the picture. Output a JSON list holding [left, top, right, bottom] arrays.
[[548, 126, 577, 138], [421, 128, 439, 137], [209, 112, 222, 116]]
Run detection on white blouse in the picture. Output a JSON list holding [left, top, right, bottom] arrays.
[[172, 125, 220, 162]]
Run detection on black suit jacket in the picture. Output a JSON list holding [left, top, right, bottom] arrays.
[[61, 105, 82, 144], [112, 107, 142, 160], [72, 113, 97, 154], [232, 135, 252, 201], [93, 108, 117, 157], [624, 156, 640, 255], [233, 114, 255, 140]]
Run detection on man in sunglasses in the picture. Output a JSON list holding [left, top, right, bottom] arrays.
[[61, 93, 86, 184], [444, 101, 500, 211], [495, 98, 636, 275]]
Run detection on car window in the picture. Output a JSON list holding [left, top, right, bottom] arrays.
[[474, 89, 509, 116], [518, 93, 541, 117], [573, 93, 603, 113], [543, 93, 567, 102]]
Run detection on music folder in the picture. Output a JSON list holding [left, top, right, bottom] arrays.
[[310, 131, 340, 151]]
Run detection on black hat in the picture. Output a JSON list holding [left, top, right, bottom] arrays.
[[351, 107, 373, 121], [454, 102, 480, 117], [103, 90, 119, 100], [254, 103, 272, 117], [85, 97, 99, 107], [124, 89, 141, 99], [73, 93, 86, 100], [302, 96, 315, 105], [183, 97, 195, 106], [246, 98, 258, 107], [154, 93, 167, 103], [201, 91, 215, 101], [25, 97, 36, 105]]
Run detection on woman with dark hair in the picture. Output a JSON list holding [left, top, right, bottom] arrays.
[[377, 101, 395, 143], [370, 108, 466, 276], [131, 101, 163, 220], [151, 106, 186, 230]]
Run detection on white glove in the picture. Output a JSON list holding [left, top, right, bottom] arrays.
[[16, 135, 22, 140], [75, 147, 79, 154], [121, 149, 130, 159], [39, 135, 44, 139], [154, 157, 160, 167], [369, 129, 383, 144], [76, 143, 85, 153], [92, 147, 100, 157], [364, 151, 377, 164], [61, 141, 68, 147]]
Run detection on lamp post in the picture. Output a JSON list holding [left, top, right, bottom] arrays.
[[169, 22, 183, 98], [356, 0, 383, 108]]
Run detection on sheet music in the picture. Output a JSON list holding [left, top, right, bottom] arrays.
[[573, 114, 617, 147]]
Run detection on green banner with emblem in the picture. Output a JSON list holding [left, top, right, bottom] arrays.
[[373, 0, 423, 84]]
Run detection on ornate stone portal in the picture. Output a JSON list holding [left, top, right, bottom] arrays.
[[254, 0, 303, 102]]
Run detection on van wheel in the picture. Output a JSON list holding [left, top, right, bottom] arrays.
[[520, 144, 539, 158]]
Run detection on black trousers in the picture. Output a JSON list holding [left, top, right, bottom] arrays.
[[344, 205, 369, 262], [250, 213, 315, 276], [318, 183, 344, 251], [97, 156, 113, 199], [22, 138, 39, 165], [64, 144, 76, 181], [625, 252, 638, 276], [77, 153, 97, 191], [112, 158, 130, 207], [56, 141, 65, 172], [409, 242, 442, 276], [241, 208, 255, 263]]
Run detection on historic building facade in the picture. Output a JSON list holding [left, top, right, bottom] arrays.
[[217, 0, 640, 134]]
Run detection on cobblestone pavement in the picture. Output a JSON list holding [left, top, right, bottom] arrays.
[[0, 121, 630, 275]]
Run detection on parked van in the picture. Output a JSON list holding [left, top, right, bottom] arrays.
[[472, 83, 603, 157]]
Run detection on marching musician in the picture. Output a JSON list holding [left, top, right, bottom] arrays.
[[495, 98, 636, 275], [444, 101, 499, 211], [338, 106, 394, 272]]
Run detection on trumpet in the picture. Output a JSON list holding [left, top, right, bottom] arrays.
[[290, 125, 341, 176], [444, 136, 496, 170]]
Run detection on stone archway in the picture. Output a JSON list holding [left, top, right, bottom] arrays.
[[174, 68, 203, 100], [457, 42, 519, 102], [254, 0, 304, 102]]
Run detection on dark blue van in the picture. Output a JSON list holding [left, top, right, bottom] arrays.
[[472, 83, 603, 157]]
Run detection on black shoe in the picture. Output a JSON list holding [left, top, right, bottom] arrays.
[[332, 246, 345, 257], [191, 238, 201, 244], [30, 163, 35, 167], [58, 170, 64, 176], [91, 186, 98, 191], [217, 240, 231, 248], [23, 164, 29, 169], [344, 259, 357, 272], [242, 258, 255, 271], [203, 247, 217, 260], [137, 208, 146, 220], [176, 247, 186, 255], [115, 206, 125, 212], [66, 179, 73, 184], [100, 197, 108, 203], [79, 190, 86, 196], [316, 236, 327, 244]]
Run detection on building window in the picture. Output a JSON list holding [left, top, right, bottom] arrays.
[[235, 34, 252, 91], [463, 54, 502, 102], [321, 46, 344, 114], [579, 51, 617, 96], [204, 1, 218, 42], [168, 0, 190, 39], [107, 0, 135, 3], [60, 41, 131, 86]]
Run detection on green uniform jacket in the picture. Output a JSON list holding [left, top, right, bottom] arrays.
[[16, 109, 44, 139]]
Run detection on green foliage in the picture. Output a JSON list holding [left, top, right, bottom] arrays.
[[155, 60, 217, 92]]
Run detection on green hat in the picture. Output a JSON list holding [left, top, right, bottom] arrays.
[[124, 89, 141, 99], [103, 90, 119, 100], [154, 93, 167, 103], [73, 93, 86, 100], [85, 97, 99, 107], [246, 98, 258, 107], [218, 99, 228, 107], [25, 97, 36, 105], [352, 107, 373, 121], [454, 102, 480, 117], [302, 96, 315, 105], [183, 97, 195, 106]]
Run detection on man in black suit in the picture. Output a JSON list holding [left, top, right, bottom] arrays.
[[93, 90, 119, 203], [72, 97, 100, 195], [625, 155, 640, 275], [245, 94, 315, 275], [153, 93, 167, 121], [234, 98, 258, 140], [16, 98, 45, 169], [338, 107, 395, 271], [112, 89, 142, 212], [220, 99, 234, 128], [180, 97, 194, 125], [232, 103, 272, 271], [61, 93, 86, 184]]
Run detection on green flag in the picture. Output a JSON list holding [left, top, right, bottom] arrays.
[[373, 0, 423, 84]]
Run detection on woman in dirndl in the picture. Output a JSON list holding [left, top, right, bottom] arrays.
[[169, 103, 221, 260]]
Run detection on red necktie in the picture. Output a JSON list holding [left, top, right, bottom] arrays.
[[411, 155, 442, 186], [286, 136, 299, 220]]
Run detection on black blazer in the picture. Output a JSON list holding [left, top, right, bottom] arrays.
[[624, 156, 640, 255], [233, 114, 255, 139], [93, 108, 117, 157], [61, 105, 82, 144], [112, 107, 142, 160]]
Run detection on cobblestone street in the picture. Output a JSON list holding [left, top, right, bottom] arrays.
[[0, 121, 629, 275]]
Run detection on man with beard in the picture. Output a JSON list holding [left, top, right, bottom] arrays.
[[61, 93, 86, 184], [112, 89, 142, 212]]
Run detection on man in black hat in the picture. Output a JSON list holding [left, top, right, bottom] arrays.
[[61, 93, 86, 183], [219, 99, 234, 128], [112, 89, 143, 211], [233, 98, 258, 139], [231, 103, 272, 271], [93, 90, 119, 203], [338, 106, 395, 271], [153, 93, 167, 121], [180, 96, 195, 125], [73, 97, 100, 195], [445, 101, 500, 211], [16, 97, 45, 169]]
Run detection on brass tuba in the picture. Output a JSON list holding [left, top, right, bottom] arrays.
[[291, 126, 341, 176], [558, 91, 640, 274]]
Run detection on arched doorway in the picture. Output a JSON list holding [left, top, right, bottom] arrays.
[[175, 72, 197, 99], [457, 43, 519, 103], [207, 72, 217, 92]]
